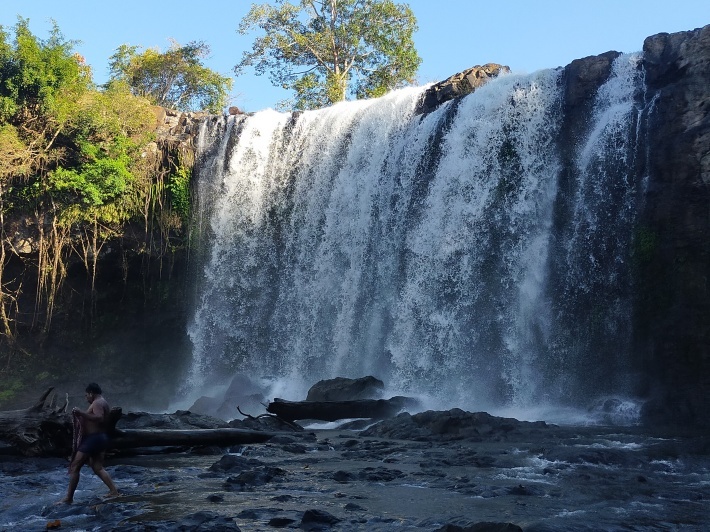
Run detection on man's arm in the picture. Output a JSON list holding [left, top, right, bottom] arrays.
[[75, 400, 108, 423]]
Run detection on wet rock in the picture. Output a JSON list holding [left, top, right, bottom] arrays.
[[507, 484, 545, 496], [332, 470, 355, 482], [268, 435, 297, 444], [357, 466, 404, 482], [223, 466, 287, 490], [191, 445, 223, 455], [362, 409, 549, 441], [208, 454, 263, 473], [636, 24, 710, 428], [344, 502, 365, 511], [188, 374, 268, 420], [282, 443, 308, 453], [415, 64, 511, 114], [300, 508, 341, 529], [268, 516, 296, 527], [562, 51, 620, 108], [541, 447, 646, 467], [305, 376, 385, 401], [5, 403, 710, 531]]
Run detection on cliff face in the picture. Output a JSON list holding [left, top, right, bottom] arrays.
[[0, 108, 207, 412], [635, 25, 710, 425], [545, 25, 710, 426]]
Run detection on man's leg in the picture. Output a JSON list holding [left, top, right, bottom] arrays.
[[59, 451, 88, 503], [90, 453, 119, 497]]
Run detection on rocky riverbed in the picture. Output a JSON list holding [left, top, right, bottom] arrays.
[[1, 409, 708, 531]]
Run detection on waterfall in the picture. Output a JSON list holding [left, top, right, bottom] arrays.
[[187, 54, 645, 418]]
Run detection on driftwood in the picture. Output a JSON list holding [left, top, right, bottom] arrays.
[[266, 396, 419, 422], [110, 428, 277, 449], [107, 408, 279, 450], [0, 387, 71, 456], [0, 388, 282, 456]]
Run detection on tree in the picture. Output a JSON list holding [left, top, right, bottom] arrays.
[[236, 0, 421, 110], [107, 40, 233, 113]]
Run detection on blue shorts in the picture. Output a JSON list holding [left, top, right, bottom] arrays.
[[78, 432, 109, 455]]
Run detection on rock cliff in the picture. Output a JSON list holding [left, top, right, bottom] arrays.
[[635, 25, 710, 426], [408, 26, 710, 427]]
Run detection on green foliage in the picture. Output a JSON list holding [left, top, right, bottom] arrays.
[[236, 0, 421, 110], [0, 123, 31, 179], [0, 377, 23, 404], [167, 164, 191, 224], [0, 17, 91, 123], [107, 40, 233, 113], [48, 154, 132, 207], [72, 82, 156, 146]]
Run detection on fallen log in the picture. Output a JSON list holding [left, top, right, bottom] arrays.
[[110, 428, 278, 449], [266, 396, 420, 422], [0, 387, 71, 456]]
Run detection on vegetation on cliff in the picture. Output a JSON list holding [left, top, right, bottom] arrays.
[[0, 19, 226, 400]]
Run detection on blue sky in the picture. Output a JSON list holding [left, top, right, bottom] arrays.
[[1, 0, 707, 112]]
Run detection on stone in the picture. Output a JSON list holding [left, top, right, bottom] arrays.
[[415, 63, 511, 114], [300, 509, 341, 527], [361, 409, 549, 442], [305, 376, 385, 401], [562, 51, 620, 108]]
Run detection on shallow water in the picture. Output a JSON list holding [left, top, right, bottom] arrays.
[[1, 424, 708, 531]]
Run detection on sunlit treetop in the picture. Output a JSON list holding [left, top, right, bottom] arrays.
[[108, 40, 233, 114], [236, 0, 421, 110]]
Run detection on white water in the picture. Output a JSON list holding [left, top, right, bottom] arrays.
[[187, 55, 645, 420]]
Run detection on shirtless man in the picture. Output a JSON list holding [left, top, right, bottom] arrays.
[[59, 383, 119, 503]]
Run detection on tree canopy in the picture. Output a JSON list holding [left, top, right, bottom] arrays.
[[0, 18, 92, 124], [108, 40, 233, 113], [235, 0, 421, 110]]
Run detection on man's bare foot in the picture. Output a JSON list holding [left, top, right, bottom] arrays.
[[104, 491, 120, 499], [54, 498, 72, 505]]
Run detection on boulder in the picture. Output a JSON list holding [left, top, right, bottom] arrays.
[[188, 374, 267, 420], [305, 376, 385, 401], [562, 51, 620, 108], [362, 409, 549, 442], [415, 63, 511, 114]]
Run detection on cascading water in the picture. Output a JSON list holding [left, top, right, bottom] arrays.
[[187, 54, 646, 420]]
